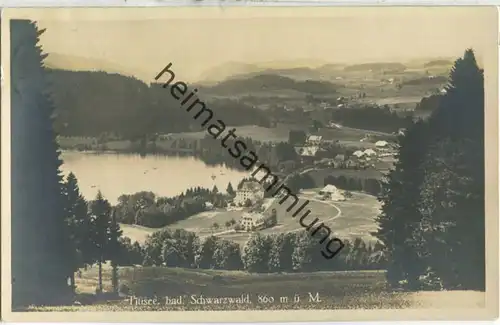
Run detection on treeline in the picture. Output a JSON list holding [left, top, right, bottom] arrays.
[[401, 76, 448, 86], [62, 173, 126, 297], [49, 70, 271, 138], [202, 74, 338, 96], [198, 134, 298, 171], [343, 62, 407, 72], [374, 49, 485, 291], [115, 186, 229, 228], [137, 228, 386, 273], [331, 105, 413, 133], [324, 175, 382, 196], [415, 94, 442, 111]]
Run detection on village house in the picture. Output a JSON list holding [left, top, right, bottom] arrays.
[[234, 181, 265, 206], [204, 202, 214, 210], [333, 154, 346, 168], [295, 146, 320, 164], [375, 140, 388, 148], [344, 158, 358, 169], [352, 150, 365, 159], [240, 212, 266, 231], [363, 149, 377, 157], [317, 184, 346, 201], [306, 135, 323, 146]]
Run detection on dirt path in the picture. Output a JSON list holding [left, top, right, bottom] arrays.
[[287, 195, 342, 233]]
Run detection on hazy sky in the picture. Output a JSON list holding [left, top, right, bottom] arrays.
[[27, 7, 497, 81]]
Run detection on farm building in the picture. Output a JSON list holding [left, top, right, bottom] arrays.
[[353, 150, 365, 158], [363, 149, 377, 157], [240, 209, 276, 231], [240, 212, 266, 231], [234, 181, 265, 206], [318, 184, 345, 201], [306, 135, 323, 146], [375, 140, 388, 147], [295, 146, 320, 164]]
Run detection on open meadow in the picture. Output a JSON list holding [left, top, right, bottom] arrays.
[[27, 266, 485, 311]]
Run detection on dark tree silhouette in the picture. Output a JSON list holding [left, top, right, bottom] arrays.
[[11, 20, 72, 307], [62, 172, 92, 293], [374, 49, 485, 291], [89, 191, 113, 293], [108, 209, 123, 293]]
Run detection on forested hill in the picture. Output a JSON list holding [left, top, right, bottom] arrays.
[[48, 69, 271, 137], [198, 74, 338, 96]]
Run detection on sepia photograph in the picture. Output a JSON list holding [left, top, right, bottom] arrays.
[[1, 6, 498, 322]]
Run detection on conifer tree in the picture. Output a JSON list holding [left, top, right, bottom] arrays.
[[62, 172, 91, 293], [226, 182, 235, 197], [375, 49, 485, 290], [373, 119, 430, 288], [414, 49, 485, 290], [11, 20, 71, 306], [89, 191, 112, 293], [108, 208, 123, 293]]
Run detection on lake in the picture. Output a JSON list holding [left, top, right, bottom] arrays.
[[59, 151, 251, 204]]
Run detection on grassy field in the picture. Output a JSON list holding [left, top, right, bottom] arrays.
[[120, 190, 381, 246], [28, 266, 485, 311], [306, 168, 385, 183]]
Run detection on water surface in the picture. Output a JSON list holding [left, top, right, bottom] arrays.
[[60, 151, 250, 204]]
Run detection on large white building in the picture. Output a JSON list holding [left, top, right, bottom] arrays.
[[234, 181, 265, 206], [240, 212, 266, 231]]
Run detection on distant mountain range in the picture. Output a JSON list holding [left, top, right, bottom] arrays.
[[199, 61, 346, 83], [199, 59, 455, 83], [44, 52, 456, 85], [43, 53, 151, 80]]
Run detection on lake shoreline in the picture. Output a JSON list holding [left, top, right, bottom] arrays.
[[59, 151, 251, 204]]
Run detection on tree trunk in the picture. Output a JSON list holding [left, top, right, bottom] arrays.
[[111, 261, 118, 294], [70, 272, 76, 293], [97, 258, 103, 294]]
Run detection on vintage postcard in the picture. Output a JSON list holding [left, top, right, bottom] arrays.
[[1, 6, 499, 322]]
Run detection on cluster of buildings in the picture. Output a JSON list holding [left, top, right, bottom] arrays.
[[293, 135, 335, 164], [352, 140, 394, 160]]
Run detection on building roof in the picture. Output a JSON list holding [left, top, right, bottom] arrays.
[[353, 150, 365, 157], [239, 181, 264, 192], [295, 146, 320, 157], [364, 149, 377, 156], [375, 140, 388, 147], [320, 184, 338, 193], [307, 135, 322, 142]]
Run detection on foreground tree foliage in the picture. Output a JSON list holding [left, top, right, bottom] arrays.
[[374, 49, 485, 290], [140, 228, 385, 273], [11, 20, 72, 307], [62, 172, 92, 293], [89, 191, 113, 293]]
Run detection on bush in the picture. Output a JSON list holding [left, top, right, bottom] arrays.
[[118, 283, 131, 296]]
